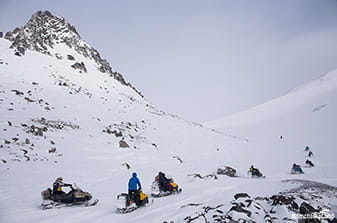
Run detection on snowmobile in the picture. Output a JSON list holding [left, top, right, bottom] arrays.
[[305, 159, 314, 168], [40, 184, 98, 210], [150, 174, 182, 197], [248, 168, 265, 178], [116, 189, 151, 213], [291, 164, 304, 174]]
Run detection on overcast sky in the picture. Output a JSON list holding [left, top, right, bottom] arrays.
[[1, 0, 337, 122]]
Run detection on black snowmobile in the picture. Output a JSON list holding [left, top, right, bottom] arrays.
[[116, 189, 151, 214], [40, 184, 98, 210], [291, 164, 304, 174], [305, 159, 314, 168], [248, 166, 265, 178], [150, 173, 182, 197]]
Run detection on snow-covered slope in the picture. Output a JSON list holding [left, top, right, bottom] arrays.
[[0, 11, 336, 223], [206, 69, 337, 177]]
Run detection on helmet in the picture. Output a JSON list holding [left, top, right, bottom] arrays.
[[56, 177, 63, 182], [132, 172, 137, 177]]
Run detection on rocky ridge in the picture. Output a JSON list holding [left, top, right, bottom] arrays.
[[182, 180, 337, 223], [2, 10, 142, 96]]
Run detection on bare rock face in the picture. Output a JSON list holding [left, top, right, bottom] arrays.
[[71, 62, 87, 73], [217, 166, 237, 177], [119, 139, 129, 148], [3, 10, 142, 97], [183, 180, 337, 223]]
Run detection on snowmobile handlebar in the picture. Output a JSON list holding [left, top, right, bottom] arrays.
[[63, 183, 73, 189]]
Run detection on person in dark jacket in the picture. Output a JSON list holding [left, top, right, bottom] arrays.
[[158, 172, 170, 192], [52, 177, 73, 202], [248, 165, 263, 177], [128, 172, 142, 206], [305, 159, 314, 167], [292, 163, 304, 174]]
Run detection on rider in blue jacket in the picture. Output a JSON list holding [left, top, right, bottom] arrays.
[[128, 172, 142, 205]]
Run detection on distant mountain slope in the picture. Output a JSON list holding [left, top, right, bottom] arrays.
[[206, 69, 337, 129], [205, 69, 337, 179]]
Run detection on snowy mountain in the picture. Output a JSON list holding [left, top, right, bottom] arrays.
[[0, 11, 336, 223]]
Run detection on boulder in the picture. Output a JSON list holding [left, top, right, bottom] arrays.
[[217, 166, 237, 177], [119, 140, 129, 148]]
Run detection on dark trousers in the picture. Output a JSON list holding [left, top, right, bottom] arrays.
[[128, 190, 140, 206]]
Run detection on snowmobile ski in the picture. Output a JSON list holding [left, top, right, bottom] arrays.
[[40, 185, 97, 210], [151, 188, 182, 197], [116, 199, 153, 214], [41, 199, 99, 210]]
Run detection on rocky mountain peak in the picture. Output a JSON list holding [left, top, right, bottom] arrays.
[[3, 10, 142, 97], [5, 10, 80, 55]]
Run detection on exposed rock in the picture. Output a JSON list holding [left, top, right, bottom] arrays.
[[11, 89, 24, 96], [67, 54, 75, 60], [48, 148, 56, 153], [103, 128, 123, 137], [270, 194, 299, 211], [25, 138, 31, 144], [55, 53, 63, 59], [299, 202, 318, 215], [3, 10, 143, 97], [188, 173, 218, 180], [270, 195, 295, 206], [71, 61, 87, 73], [28, 125, 44, 136], [122, 162, 131, 169], [234, 193, 250, 200], [119, 140, 129, 148], [182, 180, 337, 223], [229, 203, 252, 217], [217, 166, 237, 177], [24, 97, 35, 102], [32, 117, 79, 130], [172, 155, 183, 163]]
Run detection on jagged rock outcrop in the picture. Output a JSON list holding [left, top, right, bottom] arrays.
[[71, 61, 87, 73], [217, 166, 237, 177], [3, 10, 142, 97], [182, 180, 337, 223]]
